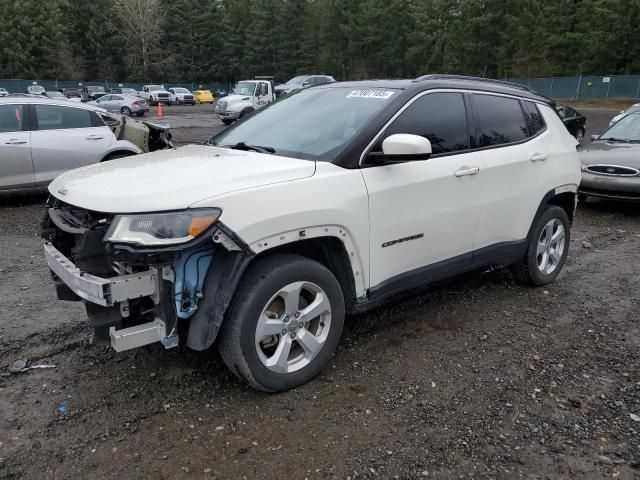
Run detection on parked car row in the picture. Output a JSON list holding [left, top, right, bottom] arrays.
[[6, 84, 224, 110]]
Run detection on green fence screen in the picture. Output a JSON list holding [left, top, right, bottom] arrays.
[[507, 75, 640, 100]]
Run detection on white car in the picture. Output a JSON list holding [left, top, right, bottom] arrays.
[[609, 103, 640, 126], [0, 97, 164, 194], [42, 75, 580, 392], [140, 85, 172, 105], [168, 87, 196, 105], [0, 88, 8, 97]]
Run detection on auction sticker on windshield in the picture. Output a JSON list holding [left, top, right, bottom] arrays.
[[347, 90, 395, 99]]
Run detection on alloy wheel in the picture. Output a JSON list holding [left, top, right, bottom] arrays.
[[536, 219, 566, 275], [255, 281, 332, 374]]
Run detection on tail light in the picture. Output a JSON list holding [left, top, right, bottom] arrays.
[[133, 100, 146, 106]]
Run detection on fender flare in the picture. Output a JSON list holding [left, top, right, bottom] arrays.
[[100, 140, 143, 161], [526, 184, 578, 241], [249, 224, 367, 297]]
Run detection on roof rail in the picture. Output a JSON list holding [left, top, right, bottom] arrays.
[[413, 74, 533, 93]]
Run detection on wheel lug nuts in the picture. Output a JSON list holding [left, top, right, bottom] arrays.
[[294, 312, 300, 318], [281, 329, 287, 336], [284, 316, 289, 322], [299, 322, 304, 328], [290, 333, 295, 339]]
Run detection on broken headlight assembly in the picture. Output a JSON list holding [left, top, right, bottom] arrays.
[[104, 208, 221, 246]]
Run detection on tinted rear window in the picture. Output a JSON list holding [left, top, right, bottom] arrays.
[[524, 102, 546, 135], [473, 94, 528, 147]]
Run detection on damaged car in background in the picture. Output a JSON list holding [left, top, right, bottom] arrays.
[[0, 96, 172, 194]]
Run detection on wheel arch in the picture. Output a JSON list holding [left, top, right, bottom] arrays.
[[527, 185, 578, 241]]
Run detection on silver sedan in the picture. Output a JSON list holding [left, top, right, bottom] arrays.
[[579, 112, 640, 202], [89, 94, 149, 116]]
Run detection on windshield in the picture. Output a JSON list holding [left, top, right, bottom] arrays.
[[88, 86, 105, 92], [174, 88, 190, 93], [626, 105, 640, 114], [148, 85, 164, 91], [233, 82, 256, 96], [600, 113, 640, 142], [30, 86, 45, 93], [210, 87, 397, 161], [122, 88, 137, 94], [47, 91, 64, 97]]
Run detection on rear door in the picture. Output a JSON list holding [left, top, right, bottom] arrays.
[[471, 94, 552, 251], [30, 104, 113, 186], [109, 95, 125, 112], [0, 104, 34, 190]]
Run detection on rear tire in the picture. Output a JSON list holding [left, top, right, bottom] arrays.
[[222, 118, 233, 126], [121, 106, 132, 116], [218, 254, 345, 392], [511, 205, 570, 286]]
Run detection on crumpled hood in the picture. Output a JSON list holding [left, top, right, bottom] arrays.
[[578, 141, 640, 169], [48, 144, 316, 213]]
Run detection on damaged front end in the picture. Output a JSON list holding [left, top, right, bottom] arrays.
[[41, 198, 251, 352], [100, 112, 174, 152]]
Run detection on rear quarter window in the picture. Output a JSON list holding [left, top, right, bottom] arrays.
[[524, 102, 546, 136], [0, 105, 25, 133], [473, 94, 528, 147]]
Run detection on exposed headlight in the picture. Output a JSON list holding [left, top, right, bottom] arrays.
[[105, 208, 221, 246]]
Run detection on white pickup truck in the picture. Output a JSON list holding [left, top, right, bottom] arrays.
[[42, 76, 580, 392], [140, 85, 172, 105], [214, 79, 275, 125]]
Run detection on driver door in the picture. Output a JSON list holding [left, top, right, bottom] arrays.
[[360, 92, 484, 291], [255, 82, 270, 109]]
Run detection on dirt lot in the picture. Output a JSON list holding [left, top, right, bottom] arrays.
[[1, 108, 639, 480]]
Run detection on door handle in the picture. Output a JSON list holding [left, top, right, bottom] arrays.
[[530, 153, 548, 162], [4, 139, 27, 145], [86, 135, 104, 140], [454, 166, 480, 177]]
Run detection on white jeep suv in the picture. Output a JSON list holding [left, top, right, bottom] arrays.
[[42, 75, 580, 391]]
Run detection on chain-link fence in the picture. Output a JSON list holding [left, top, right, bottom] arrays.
[[0, 79, 235, 94], [506, 75, 640, 100]]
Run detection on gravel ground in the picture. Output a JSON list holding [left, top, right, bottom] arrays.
[[1, 108, 639, 480]]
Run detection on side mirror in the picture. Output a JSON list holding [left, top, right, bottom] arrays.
[[590, 134, 599, 142], [302, 81, 310, 87], [369, 134, 432, 163]]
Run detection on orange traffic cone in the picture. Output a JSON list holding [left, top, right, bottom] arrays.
[[156, 101, 164, 118]]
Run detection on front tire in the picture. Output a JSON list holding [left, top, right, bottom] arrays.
[[511, 205, 570, 286], [221, 118, 233, 125], [218, 254, 345, 392], [121, 106, 132, 116]]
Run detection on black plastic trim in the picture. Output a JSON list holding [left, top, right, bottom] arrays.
[[363, 239, 527, 308]]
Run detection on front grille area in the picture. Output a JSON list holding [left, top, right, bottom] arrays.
[[184, 95, 194, 100], [157, 93, 170, 98], [42, 198, 115, 276], [586, 164, 639, 176]]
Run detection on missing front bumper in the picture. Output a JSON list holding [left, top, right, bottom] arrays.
[[44, 242, 158, 307]]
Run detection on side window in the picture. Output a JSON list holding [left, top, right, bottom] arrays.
[[35, 105, 93, 130], [473, 94, 528, 147], [376, 92, 469, 155], [260, 83, 268, 96], [524, 102, 546, 136], [0, 105, 25, 133]]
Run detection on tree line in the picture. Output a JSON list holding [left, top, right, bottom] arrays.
[[0, 0, 638, 84]]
